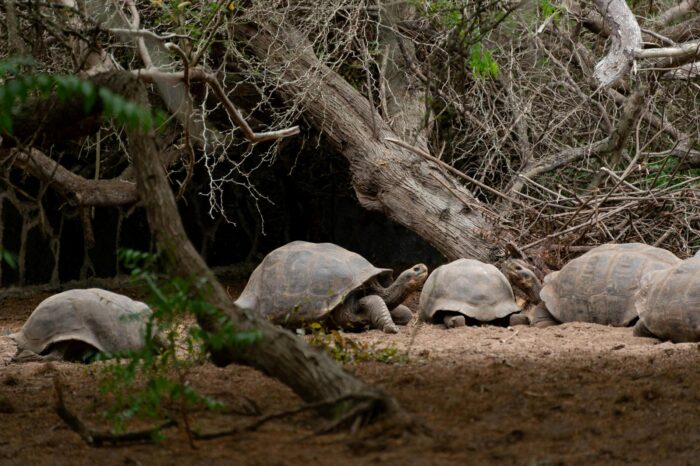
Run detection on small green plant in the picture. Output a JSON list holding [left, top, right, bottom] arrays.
[[469, 42, 500, 79], [97, 249, 260, 445], [307, 323, 407, 365], [0, 246, 17, 269], [538, 0, 560, 21]]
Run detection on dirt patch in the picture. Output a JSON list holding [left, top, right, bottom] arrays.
[[1, 287, 699, 465]]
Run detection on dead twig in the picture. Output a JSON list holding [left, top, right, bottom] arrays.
[[53, 373, 176, 447]]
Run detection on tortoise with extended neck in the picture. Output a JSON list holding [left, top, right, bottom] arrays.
[[634, 255, 700, 342], [502, 243, 681, 327], [419, 259, 528, 328], [235, 241, 428, 333], [10, 288, 154, 362]]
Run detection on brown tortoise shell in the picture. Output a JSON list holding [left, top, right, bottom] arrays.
[[11, 288, 152, 356], [635, 256, 700, 342], [235, 241, 393, 326], [419, 259, 520, 323], [541, 243, 680, 326]]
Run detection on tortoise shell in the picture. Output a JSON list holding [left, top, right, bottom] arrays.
[[635, 256, 700, 342], [419, 259, 520, 323], [11, 288, 152, 356], [541, 243, 680, 325], [235, 241, 392, 325]]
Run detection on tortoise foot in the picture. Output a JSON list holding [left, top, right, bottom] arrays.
[[633, 320, 655, 338], [508, 313, 530, 326], [444, 315, 466, 329], [390, 305, 413, 326]]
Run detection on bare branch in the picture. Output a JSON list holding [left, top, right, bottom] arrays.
[[635, 39, 700, 59], [135, 66, 300, 143]]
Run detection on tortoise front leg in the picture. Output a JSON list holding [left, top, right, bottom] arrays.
[[633, 320, 656, 338], [530, 303, 559, 328], [390, 304, 413, 325], [443, 314, 466, 328], [358, 295, 399, 334], [12, 345, 66, 363], [508, 311, 530, 326]]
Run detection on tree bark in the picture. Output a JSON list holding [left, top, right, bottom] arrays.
[[592, 0, 642, 87], [0, 148, 137, 207], [236, 23, 511, 262], [106, 72, 401, 423]]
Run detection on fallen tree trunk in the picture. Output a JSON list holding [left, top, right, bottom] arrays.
[[235, 23, 512, 262]]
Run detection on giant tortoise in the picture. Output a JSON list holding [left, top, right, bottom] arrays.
[[634, 255, 700, 342], [502, 243, 681, 327], [419, 259, 527, 328], [10, 288, 154, 362], [234, 241, 428, 333]]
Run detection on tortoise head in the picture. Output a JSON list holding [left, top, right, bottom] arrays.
[[376, 264, 428, 309], [396, 263, 429, 292], [501, 258, 542, 303]]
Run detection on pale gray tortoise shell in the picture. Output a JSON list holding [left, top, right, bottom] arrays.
[[235, 241, 393, 325], [635, 256, 700, 342], [11, 288, 152, 356], [541, 243, 680, 326], [419, 258, 520, 323]]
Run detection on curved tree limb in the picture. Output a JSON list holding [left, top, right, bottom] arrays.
[[592, 0, 642, 87], [1, 148, 138, 206]]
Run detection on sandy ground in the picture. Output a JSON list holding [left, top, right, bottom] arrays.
[[1, 288, 699, 465]]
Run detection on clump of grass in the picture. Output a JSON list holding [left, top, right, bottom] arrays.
[[306, 323, 407, 365]]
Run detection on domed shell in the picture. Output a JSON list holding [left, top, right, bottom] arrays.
[[235, 241, 392, 325], [540, 243, 680, 326], [11, 288, 152, 356], [635, 256, 700, 342], [419, 259, 520, 323]]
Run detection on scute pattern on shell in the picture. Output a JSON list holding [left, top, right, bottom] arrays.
[[11, 288, 152, 355], [236, 241, 392, 325], [540, 243, 680, 325], [419, 259, 520, 322], [635, 257, 700, 342]]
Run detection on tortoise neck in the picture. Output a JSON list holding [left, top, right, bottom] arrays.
[[373, 272, 413, 309]]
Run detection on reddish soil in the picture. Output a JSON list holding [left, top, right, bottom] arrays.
[[1, 286, 699, 465]]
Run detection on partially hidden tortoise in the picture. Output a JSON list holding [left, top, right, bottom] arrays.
[[234, 241, 428, 333], [418, 259, 527, 328], [634, 255, 700, 342], [502, 243, 681, 328], [10, 288, 154, 362]]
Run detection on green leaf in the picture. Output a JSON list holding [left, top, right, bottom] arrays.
[[0, 247, 17, 269], [80, 81, 97, 113]]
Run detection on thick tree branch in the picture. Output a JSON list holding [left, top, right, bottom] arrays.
[[592, 0, 642, 87], [1, 148, 138, 206], [235, 23, 511, 261]]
